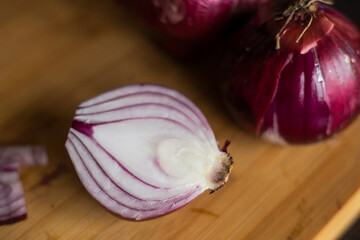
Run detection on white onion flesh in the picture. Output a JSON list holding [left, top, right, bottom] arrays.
[[65, 84, 232, 220]]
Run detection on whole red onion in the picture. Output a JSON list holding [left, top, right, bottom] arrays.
[[124, 0, 266, 55], [222, 0, 360, 144]]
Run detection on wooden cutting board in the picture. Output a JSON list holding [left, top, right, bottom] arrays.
[[1, 1, 359, 239]]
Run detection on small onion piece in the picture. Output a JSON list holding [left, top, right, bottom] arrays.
[[65, 84, 233, 220], [0, 146, 48, 225], [221, 0, 360, 144]]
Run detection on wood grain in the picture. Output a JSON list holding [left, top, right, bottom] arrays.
[[1, 0, 359, 239]]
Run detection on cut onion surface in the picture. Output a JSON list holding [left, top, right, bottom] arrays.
[[65, 84, 233, 220], [0, 146, 48, 225]]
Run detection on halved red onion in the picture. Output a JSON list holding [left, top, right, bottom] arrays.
[[0, 146, 48, 225], [222, 1, 360, 144], [65, 84, 233, 220]]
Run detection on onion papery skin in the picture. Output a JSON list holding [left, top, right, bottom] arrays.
[[222, 2, 360, 144], [123, 0, 266, 56], [0, 146, 48, 225], [65, 84, 232, 220]]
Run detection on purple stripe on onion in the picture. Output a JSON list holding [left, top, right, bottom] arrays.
[[222, 0, 360, 144], [65, 84, 233, 220]]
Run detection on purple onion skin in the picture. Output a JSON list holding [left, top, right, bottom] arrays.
[[222, 2, 360, 144], [123, 0, 266, 56]]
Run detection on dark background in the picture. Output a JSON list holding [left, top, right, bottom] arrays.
[[336, 1, 360, 27], [331, 2, 360, 240]]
